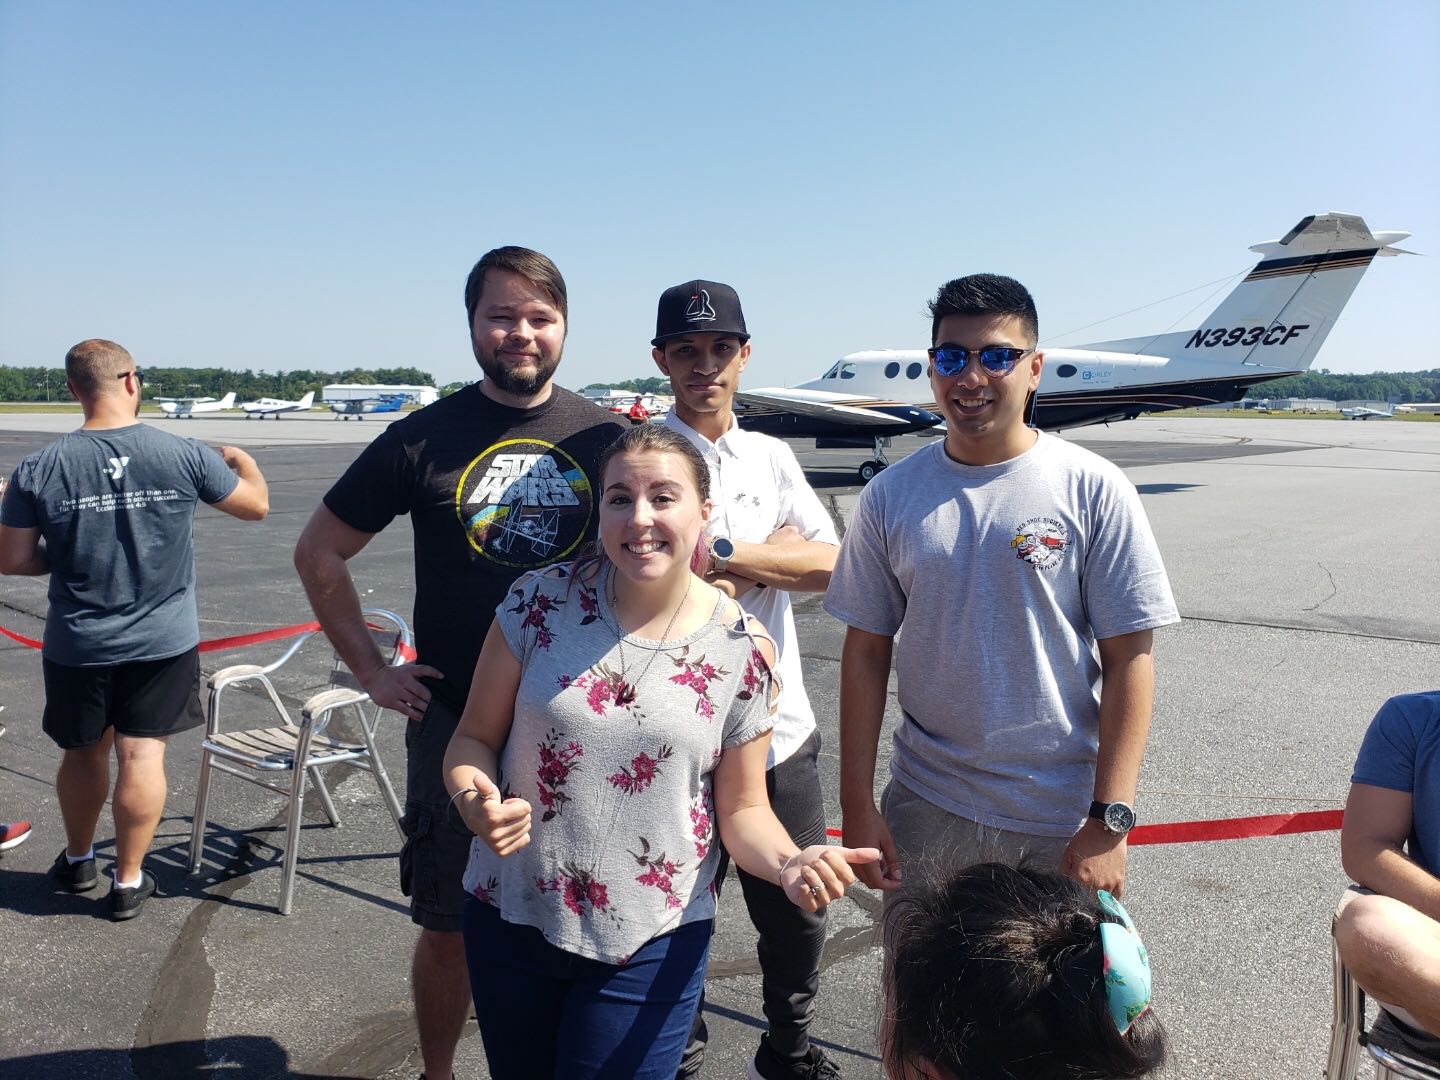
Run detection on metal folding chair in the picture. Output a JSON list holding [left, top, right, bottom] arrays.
[[187, 609, 411, 914], [1326, 886, 1440, 1080]]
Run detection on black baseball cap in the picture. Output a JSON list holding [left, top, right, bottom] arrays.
[[652, 280, 749, 347]]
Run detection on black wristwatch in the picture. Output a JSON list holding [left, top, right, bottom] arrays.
[[1089, 800, 1136, 836], [707, 536, 735, 576]]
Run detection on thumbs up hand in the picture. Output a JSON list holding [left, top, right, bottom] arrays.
[[453, 772, 533, 857]]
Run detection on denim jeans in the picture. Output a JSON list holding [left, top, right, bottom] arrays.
[[463, 897, 712, 1079]]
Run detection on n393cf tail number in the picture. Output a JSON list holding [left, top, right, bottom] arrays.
[[1186, 323, 1309, 349]]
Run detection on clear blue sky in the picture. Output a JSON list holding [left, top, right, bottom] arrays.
[[2, 2, 1435, 389]]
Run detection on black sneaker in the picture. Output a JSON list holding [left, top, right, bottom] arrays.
[[50, 849, 98, 893], [747, 1036, 843, 1080], [110, 869, 157, 921]]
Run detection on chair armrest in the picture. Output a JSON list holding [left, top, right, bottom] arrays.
[[208, 664, 268, 691], [301, 686, 371, 721]]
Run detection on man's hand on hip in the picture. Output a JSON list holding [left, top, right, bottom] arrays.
[[1060, 819, 1128, 896], [359, 662, 444, 722]]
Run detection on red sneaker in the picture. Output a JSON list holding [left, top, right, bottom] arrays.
[[0, 820, 33, 851]]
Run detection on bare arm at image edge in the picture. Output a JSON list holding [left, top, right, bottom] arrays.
[[1342, 783, 1440, 922]]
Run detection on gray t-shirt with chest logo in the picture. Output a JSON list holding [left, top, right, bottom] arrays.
[[1, 423, 237, 666], [824, 433, 1178, 836]]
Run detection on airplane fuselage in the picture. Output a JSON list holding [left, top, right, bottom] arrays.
[[751, 347, 1304, 433]]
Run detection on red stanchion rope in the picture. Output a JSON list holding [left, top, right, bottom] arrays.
[[824, 807, 1344, 847], [1, 619, 417, 661], [1, 618, 1342, 846]]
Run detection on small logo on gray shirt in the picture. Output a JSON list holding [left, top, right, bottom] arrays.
[[1011, 516, 1069, 570], [104, 456, 131, 481]]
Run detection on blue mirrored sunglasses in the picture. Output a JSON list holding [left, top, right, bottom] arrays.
[[928, 346, 1031, 378]]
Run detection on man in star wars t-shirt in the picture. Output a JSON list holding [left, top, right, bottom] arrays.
[[295, 247, 623, 1080]]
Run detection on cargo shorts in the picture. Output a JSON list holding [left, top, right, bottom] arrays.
[[400, 696, 475, 933]]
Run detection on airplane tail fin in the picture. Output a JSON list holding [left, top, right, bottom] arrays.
[[1082, 213, 1409, 372], [219, 392, 236, 408], [298, 391, 315, 409]]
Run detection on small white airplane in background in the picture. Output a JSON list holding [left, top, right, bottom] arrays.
[[1340, 404, 1396, 420], [157, 392, 237, 418], [736, 212, 1410, 482], [240, 390, 315, 419]]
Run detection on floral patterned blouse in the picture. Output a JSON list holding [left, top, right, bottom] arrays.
[[461, 560, 777, 964]]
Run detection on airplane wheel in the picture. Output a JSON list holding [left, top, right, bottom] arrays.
[[858, 460, 885, 483]]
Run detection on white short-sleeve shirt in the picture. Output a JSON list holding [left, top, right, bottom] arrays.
[[665, 412, 839, 767]]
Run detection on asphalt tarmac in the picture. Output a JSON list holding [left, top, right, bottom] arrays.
[[1, 413, 1436, 1079]]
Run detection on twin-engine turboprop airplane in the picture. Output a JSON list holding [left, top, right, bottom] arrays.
[[240, 391, 316, 419], [735, 213, 1409, 482], [157, 392, 237, 418]]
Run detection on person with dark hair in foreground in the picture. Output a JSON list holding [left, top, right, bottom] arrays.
[[884, 863, 1167, 1080]]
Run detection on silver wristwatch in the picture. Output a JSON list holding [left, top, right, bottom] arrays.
[[707, 536, 735, 576], [1089, 800, 1136, 836]]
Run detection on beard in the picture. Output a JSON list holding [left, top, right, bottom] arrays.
[[474, 339, 563, 397]]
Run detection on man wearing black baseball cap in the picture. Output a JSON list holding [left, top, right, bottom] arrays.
[[653, 281, 847, 1080]]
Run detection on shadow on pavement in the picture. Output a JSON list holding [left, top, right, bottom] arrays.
[[1135, 482, 1204, 495], [8, 1035, 359, 1078]]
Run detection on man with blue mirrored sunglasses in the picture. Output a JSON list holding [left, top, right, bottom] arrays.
[[826, 273, 1178, 931]]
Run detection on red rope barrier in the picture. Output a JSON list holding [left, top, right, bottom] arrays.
[[2, 619, 416, 660], [0, 619, 1349, 847], [824, 808, 1344, 847]]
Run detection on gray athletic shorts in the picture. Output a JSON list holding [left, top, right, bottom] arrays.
[[400, 695, 474, 933]]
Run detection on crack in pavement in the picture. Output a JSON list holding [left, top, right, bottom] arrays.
[[1301, 563, 1338, 612]]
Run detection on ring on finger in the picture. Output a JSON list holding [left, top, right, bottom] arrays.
[[809, 882, 824, 897]]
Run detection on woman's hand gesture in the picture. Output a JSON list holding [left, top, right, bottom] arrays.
[[454, 773, 533, 857], [779, 845, 882, 912]]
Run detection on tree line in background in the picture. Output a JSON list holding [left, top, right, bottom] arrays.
[[582, 377, 671, 395], [0, 366, 435, 402], [1252, 369, 1440, 403]]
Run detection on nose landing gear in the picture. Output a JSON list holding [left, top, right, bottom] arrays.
[[857, 435, 892, 484]]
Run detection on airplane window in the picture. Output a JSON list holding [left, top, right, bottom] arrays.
[[822, 363, 840, 380], [839, 363, 857, 380], [884, 362, 900, 379], [906, 362, 923, 379], [1056, 364, 1078, 378]]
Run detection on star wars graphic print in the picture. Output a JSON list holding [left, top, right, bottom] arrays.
[[455, 438, 596, 567]]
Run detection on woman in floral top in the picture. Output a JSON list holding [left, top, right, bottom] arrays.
[[444, 425, 880, 1079]]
